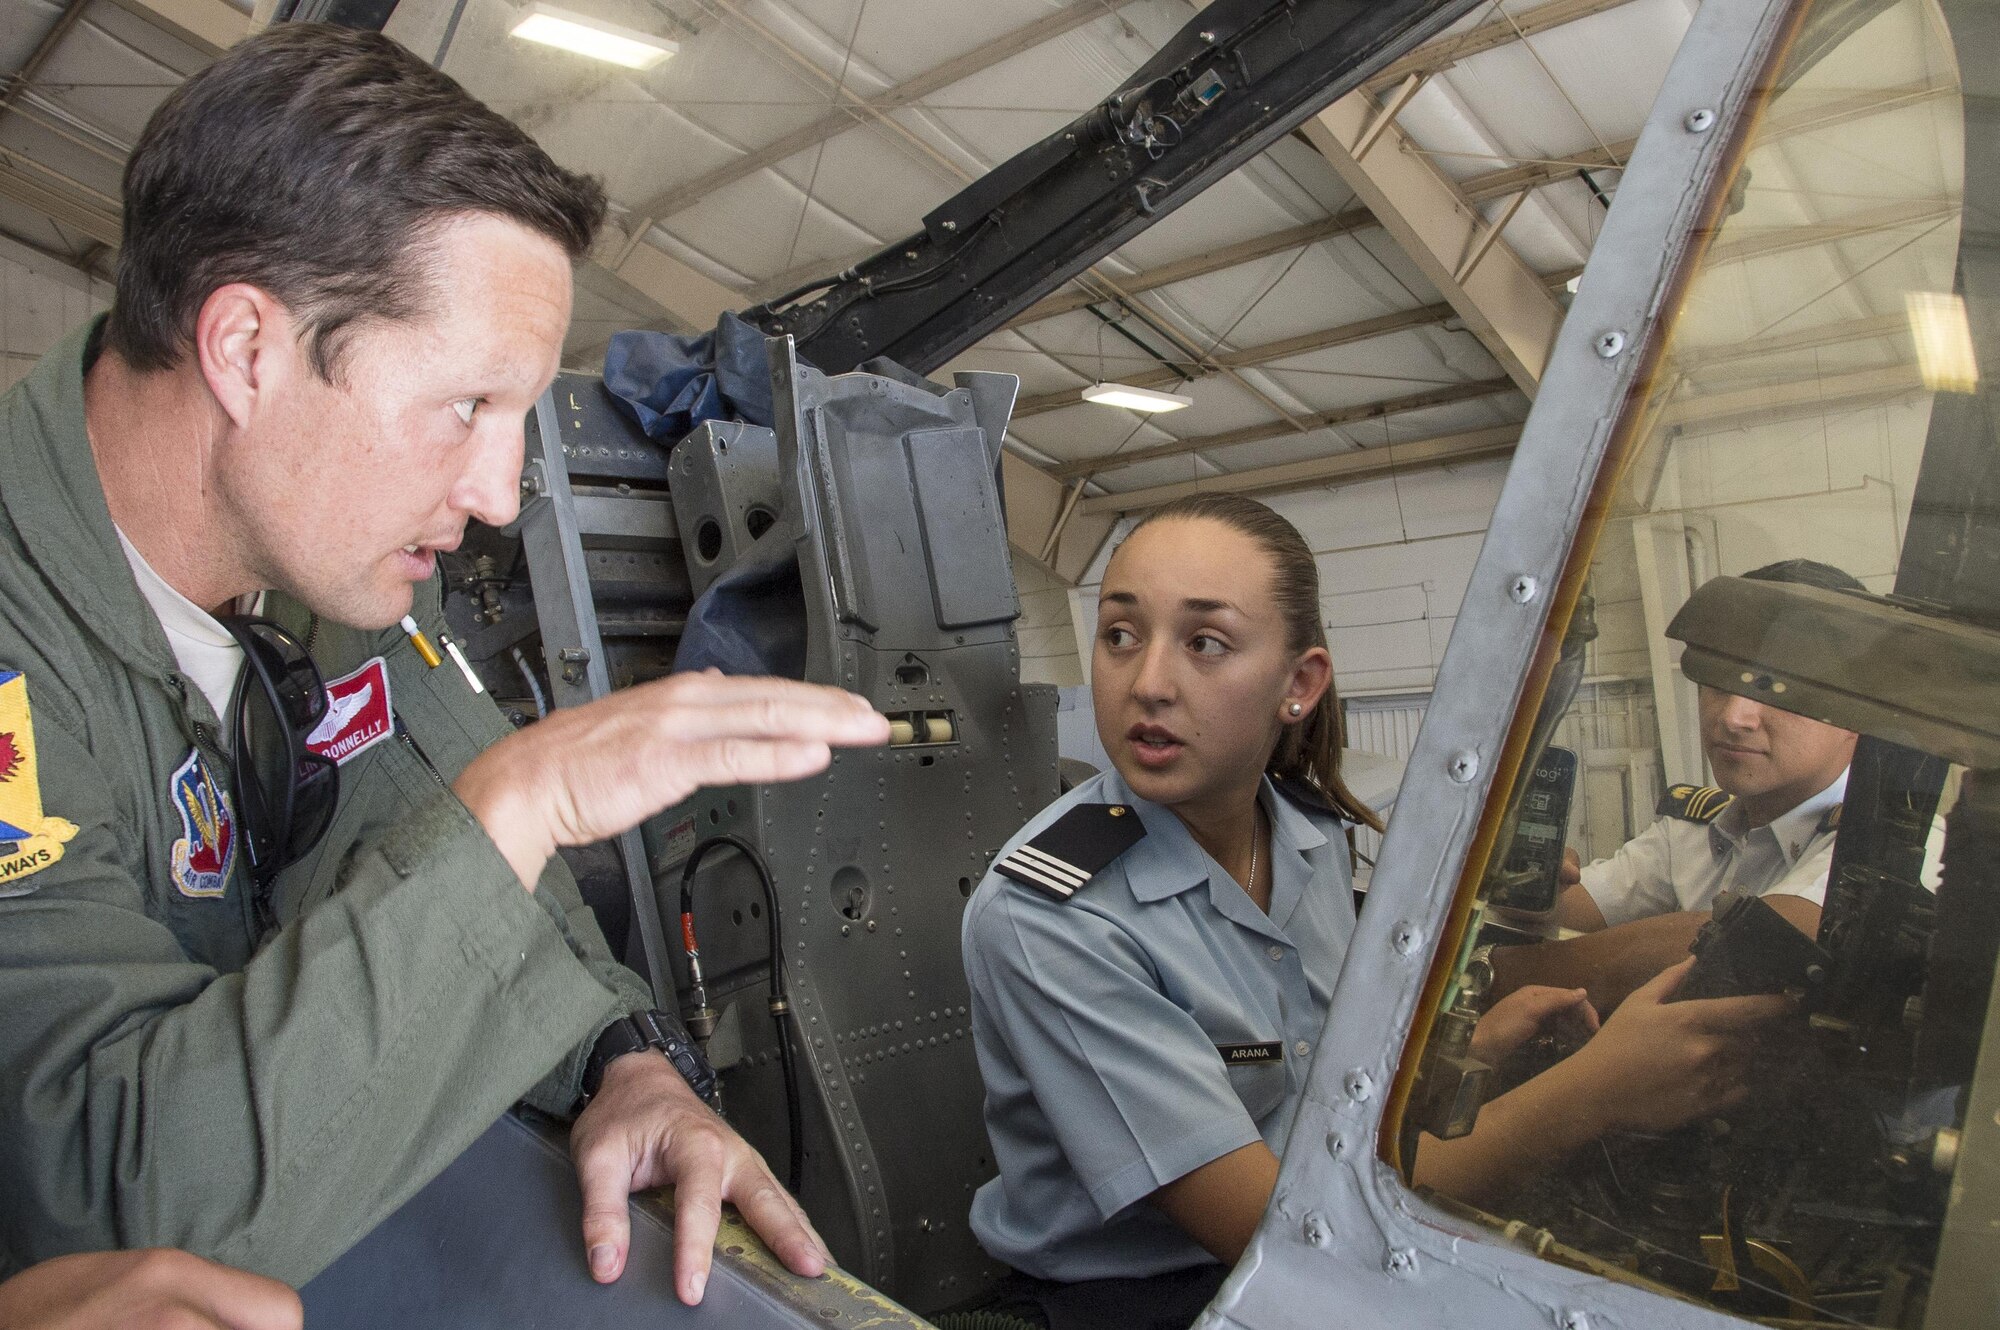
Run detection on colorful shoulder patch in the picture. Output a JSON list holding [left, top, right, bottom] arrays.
[[1659, 783, 1734, 823], [0, 671, 80, 895], [994, 803, 1146, 902], [306, 657, 393, 766], [169, 749, 236, 898]]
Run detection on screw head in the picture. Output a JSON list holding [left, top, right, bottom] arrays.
[[1344, 1069, 1374, 1102], [1448, 750, 1480, 783], [1685, 107, 1716, 133], [1510, 574, 1539, 604], [1560, 1313, 1590, 1330], [1325, 1131, 1347, 1158], [1385, 1247, 1418, 1277], [1595, 330, 1626, 358], [1392, 922, 1422, 956], [1302, 1213, 1329, 1247]]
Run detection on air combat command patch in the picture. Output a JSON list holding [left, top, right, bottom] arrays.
[[0, 671, 80, 895], [168, 748, 236, 898]]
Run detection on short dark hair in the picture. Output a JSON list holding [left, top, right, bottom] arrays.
[[106, 24, 607, 381], [1740, 559, 1866, 594]]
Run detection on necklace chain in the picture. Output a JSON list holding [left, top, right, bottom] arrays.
[[1247, 805, 1260, 894]]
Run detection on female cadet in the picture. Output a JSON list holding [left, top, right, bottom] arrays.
[[959, 495, 1789, 1330]]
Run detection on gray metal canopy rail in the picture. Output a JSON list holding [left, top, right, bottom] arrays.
[[736, 0, 1487, 376]]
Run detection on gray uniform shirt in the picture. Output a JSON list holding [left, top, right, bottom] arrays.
[[1581, 772, 1846, 927], [962, 769, 1355, 1282]]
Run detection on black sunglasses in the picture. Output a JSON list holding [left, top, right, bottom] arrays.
[[221, 615, 339, 892]]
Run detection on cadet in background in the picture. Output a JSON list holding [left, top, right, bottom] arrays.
[[1496, 560, 1866, 1012]]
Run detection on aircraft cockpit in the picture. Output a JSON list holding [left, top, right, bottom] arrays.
[[1336, 2, 2000, 1325]]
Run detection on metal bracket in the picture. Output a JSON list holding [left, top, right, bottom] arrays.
[[516, 392, 672, 1001]]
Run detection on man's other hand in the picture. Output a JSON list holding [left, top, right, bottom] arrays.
[[1469, 984, 1598, 1067], [1567, 957, 1795, 1136], [568, 1052, 831, 1306], [1558, 846, 1581, 888], [454, 671, 889, 890], [0, 1250, 302, 1330]]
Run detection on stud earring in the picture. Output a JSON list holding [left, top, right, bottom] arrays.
[[1288, 702, 1303, 716]]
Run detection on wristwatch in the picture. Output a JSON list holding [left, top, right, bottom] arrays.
[[581, 1009, 720, 1108]]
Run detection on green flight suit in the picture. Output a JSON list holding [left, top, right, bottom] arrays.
[[0, 319, 654, 1285]]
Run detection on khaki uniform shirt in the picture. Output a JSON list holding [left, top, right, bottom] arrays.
[[0, 320, 651, 1284]]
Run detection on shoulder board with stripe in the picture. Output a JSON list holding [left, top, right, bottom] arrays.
[[994, 803, 1146, 903], [1658, 783, 1734, 823], [1818, 803, 1842, 836]]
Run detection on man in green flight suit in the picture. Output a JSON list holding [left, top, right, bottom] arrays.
[[0, 22, 888, 1305]]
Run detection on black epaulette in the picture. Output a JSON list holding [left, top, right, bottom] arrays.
[[1658, 784, 1734, 822], [994, 803, 1146, 903], [1817, 804, 1842, 836]]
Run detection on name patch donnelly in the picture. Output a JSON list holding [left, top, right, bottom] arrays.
[[306, 657, 393, 765]]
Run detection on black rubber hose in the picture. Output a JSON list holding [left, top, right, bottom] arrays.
[[678, 834, 803, 1195]]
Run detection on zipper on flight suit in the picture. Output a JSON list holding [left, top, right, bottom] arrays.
[[394, 713, 449, 791]]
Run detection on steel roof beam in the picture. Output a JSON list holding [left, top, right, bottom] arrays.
[[1004, 208, 1376, 328], [1012, 299, 1455, 417], [1704, 198, 1956, 267], [1002, 78, 1940, 331], [1079, 422, 1522, 514], [1458, 80, 1951, 204], [1361, 0, 1642, 95], [646, 0, 1645, 236], [0, 0, 93, 122], [618, 0, 1149, 240], [0, 152, 121, 245], [1302, 85, 1564, 394], [1048, 376, 1516, 480], [104, 0, 250, 55]]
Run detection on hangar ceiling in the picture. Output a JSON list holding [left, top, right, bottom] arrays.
[[3, 0, 1862, 578]]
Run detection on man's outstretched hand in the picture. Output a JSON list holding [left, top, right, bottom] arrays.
[[569, 1051, 830, 1306], [455, 670, 889, 891]]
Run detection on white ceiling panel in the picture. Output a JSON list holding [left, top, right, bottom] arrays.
[[1, 0, 1720, 513]]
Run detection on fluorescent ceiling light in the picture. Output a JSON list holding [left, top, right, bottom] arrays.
[[1081, 382, 1194, 413], [1907, 290, 1978, 393], [510, 4, 678, 69]]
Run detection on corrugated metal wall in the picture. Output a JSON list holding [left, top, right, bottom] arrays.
[[1, 239, 109, 392]]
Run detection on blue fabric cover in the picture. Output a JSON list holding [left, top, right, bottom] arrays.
[[602, 312, 812, 679], [671, 531, 806, 680], [602, 311, 785, 441]]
